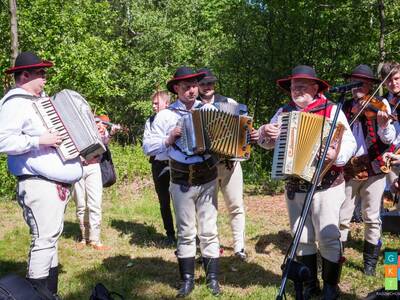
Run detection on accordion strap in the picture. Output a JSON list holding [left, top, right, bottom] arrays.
[[1, 93, 37, 105]]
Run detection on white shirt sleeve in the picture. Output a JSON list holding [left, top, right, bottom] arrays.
[[142, 111, 171, 156], [331, 106, 357, 166], [257, 108, 283, 150], [392, 121, 400, 147], [0, 99, 40, 155]]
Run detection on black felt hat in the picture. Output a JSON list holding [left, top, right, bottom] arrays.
[[166, 66, 206, 94], [198, 68, 218, 84], [5, 51, 53, 74], [277, 65, 330, 93], [343, 64, 380, 83]]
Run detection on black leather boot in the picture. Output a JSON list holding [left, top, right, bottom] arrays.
[[296, 254, 321, 299], [176, 257, 195, 298], [203, 257, 221, 296], [47, 266, 61, 299], [363, 241, 381, 276], [321, 257, 342, 300], [28, 277, 55, 300]]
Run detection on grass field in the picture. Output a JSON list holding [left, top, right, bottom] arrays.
[[0, 175, 399, 299]]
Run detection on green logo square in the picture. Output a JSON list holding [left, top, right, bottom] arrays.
[[385, 252, 398, 265], [385, 277, 398, 291]]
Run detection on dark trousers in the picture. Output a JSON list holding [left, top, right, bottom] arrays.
[[151, 160, 175, 237]]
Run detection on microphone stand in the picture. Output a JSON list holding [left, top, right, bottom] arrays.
[[276, 91, 347, 300]]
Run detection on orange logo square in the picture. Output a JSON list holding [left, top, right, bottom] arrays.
[[385, 265, 398, 278]]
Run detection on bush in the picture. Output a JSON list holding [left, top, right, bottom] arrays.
[[242, 147, 284, 195], [0, 154, 17, 201], [109, 143, 151, 183]]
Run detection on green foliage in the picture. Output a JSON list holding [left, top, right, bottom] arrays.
[[0, 154, 16, 200], [110, 143, 151, 183], [1, 0, 400, 191]]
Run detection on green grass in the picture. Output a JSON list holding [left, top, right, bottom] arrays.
[[0, 147, 399, 299]]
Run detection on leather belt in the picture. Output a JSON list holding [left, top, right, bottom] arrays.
[[151, 159, 169, 167], [170, 157, 218, 186], [17, 174, 72, 188]]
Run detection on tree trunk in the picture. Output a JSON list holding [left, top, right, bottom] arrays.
[[377, 0, 385, 63], [9, 0, 19, 65], [377, 0, 385, 95]]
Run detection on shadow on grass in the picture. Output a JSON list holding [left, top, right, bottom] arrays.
[[0, 260, 66, 279], [220, 256, 282, 288], [0, 260, 26, 277], [62, 221, 81, 241], [110, 219, 168, 248], [253, 230, 292, 255], [346, 235, 364, 253], [64, 255, 177, 300]]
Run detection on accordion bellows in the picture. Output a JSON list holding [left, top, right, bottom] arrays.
[[33, 89, 106, 162], [177, 103, 253, 160], [272, 111, 344, 182]]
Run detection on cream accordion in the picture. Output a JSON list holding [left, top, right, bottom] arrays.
[[176, 102, 253, 160], [33, 89, 106, 162], [271, 111, 344, 182]]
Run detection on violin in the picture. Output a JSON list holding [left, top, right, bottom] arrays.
[[350, 95, 391, 124], [359, 95, 387, 119]]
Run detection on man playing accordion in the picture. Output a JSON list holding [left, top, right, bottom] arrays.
[[258, 65, 356, 300], [0, 51, 83, 299], [143, 66, 221, 297]]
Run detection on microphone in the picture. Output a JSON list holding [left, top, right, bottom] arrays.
[[328, 81, 363, 93]]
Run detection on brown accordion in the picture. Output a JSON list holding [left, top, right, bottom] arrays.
[[33, 89, 106, 162], [176, 103, 253, 160], [271, 111, 345, 182]]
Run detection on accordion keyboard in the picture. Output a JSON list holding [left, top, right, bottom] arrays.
[[271, 113, 290, 179], [33, 90, 105, 162], [34, 98, 79, 160]]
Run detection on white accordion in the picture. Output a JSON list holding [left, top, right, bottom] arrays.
[[33, 89, 106, 162], [271, 111, 344, 182]]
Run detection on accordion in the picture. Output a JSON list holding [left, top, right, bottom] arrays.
[[33, 89, 106, 162], [176, 103, 253, 160], [271, 111, 345, 182]]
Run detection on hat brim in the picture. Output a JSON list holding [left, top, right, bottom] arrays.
[[277, 74, 330, 93], [5, 60, 54, 74], [343, 73, 380, 83], [167, 72, 206, 94]]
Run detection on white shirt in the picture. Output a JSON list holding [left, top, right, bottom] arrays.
[[257, 104, 357, 167], [143, 115, 168, 161], [0, 88, 82, 184], [143, 99, 211, 164], [200, 94, 237, 105]]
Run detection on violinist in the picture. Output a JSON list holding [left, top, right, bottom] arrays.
[[339, 64, 396, 277]]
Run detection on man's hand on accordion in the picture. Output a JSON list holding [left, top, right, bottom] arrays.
[[39, 130, 62, 147], [263, 123, 280, 140], [249, 128, 259, 144], [317, 144, 338, 162], [165, 126, 182, 147]]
